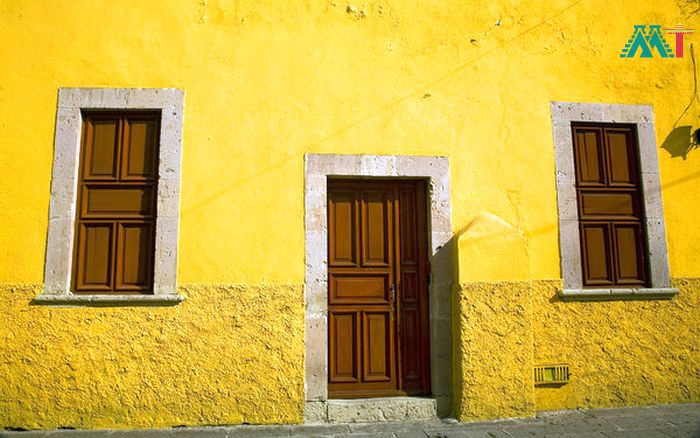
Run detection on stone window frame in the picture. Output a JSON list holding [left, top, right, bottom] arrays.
[[36, 88, 184, 305], [303, 154, 453, 420], [551, 101, 678, 300]]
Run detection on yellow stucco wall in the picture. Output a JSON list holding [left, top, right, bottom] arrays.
[[2, 0, 699, 285], [532, 278, 700, 411], [453, 281, 535, 420], [0, 284, 304, 429], [1, 0, 699, 429], [453, 279, 700, 421]]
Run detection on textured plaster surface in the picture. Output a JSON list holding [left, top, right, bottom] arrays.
[[453, 281, 535, 421], [0, 284, 304, 429], [532, 278, 700, 411], [454, 279, 700, 422]]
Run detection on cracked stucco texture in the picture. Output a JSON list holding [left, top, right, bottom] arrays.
[[453, 281, 535, 421], [0, 284, 304, 429], [532, 278, 700, 411], [453, 279, 700, 421]]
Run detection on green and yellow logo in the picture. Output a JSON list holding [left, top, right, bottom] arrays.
[[620, 24, 693, 58]]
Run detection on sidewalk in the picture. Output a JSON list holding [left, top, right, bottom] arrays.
[[2, 403, 698, 438]]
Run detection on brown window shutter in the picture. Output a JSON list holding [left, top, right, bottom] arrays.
[[74, 222, 115, 291], [572, 124, 648, 288], [580, 223, 613, 285], [72, 112, 160, 294], [613, 223, 646, 284]]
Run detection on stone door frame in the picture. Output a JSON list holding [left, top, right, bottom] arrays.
[[304, 154, 453, 419]]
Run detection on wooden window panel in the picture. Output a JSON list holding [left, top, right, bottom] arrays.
[[74, 222, 115, 292], [574, 128, 605, 186], [578, 190, 639, 219], [580, 223, 613, 285], [115, 222, 155, 291], [572, 123, 648, 288], [84, 116, 120, 180], [72, 112, 159, 294], [82, 185, 155, 218], [122, 116, 160, 180], [612, 224, 647, 285], [330, 273, 390, 305], [605, 129, 637, 186]]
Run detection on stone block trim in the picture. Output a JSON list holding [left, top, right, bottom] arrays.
[[306, 397, 438, 423], [303, 154, 453, 419], [327, 397, 437, 423], [550, 102, 677, 298], [38, 88, 185, 304]]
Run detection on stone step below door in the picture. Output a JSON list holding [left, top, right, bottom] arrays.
[[305, 397, 438, 423]]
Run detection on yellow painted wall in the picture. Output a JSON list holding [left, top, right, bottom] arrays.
[[0, 284, 304, 429], [453, 279, 700, 421], [1, 0, 699, 428], [532, 278, 700, 411]]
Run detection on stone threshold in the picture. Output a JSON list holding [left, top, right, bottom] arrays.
[[305, 397, 438, 423]]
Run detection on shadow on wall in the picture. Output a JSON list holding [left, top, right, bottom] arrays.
[[661, 125, 699, 159]]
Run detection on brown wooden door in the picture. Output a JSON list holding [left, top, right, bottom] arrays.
[[328, 179, 430, 398], [72, 112, 159, 294]]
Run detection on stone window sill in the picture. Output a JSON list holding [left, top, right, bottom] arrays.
[[33, 293, 184, 307], [559, 287, 679, 301]]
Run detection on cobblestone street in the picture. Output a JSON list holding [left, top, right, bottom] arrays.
[[2, 403, 698, 438]]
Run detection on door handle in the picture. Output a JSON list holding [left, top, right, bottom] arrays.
[[390, 284, 396, 302]]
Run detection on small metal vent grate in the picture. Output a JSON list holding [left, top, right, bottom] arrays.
[[534, 364, 570, 386]]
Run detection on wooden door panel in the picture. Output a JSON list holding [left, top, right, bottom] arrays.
[[85, 118, 120, 180], [115, 222, 154, 291], [363, 312, 392, 382], [400, 307, 421, 389], [400, 269, 419, 302], [398, 188, 418, 265], [329, 189, 358, 267], [330, 273, 389, 304], [122, 117, 159, 180], [362, 188, 391, 267], [396, 181, 430, 394], [329, 311, 360, 383], [74, 222, 114, 291]]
